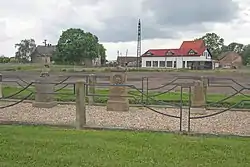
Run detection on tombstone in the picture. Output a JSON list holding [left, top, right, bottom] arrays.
[[191, 80, 206, 114], [32, 75, 57, 108], [40, 64, 50, 77], [107, 66, 129, 112]]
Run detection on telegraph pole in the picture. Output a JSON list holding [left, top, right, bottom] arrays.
[[43, 39, 47, 46], [136, 19, 141, 69]]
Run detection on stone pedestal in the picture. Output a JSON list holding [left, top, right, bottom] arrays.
[[32, 77, 57, 108], [191, 80, 206, 115], [107, 67, 129, 112]]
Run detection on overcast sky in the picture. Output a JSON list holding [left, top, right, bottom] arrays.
[[0, 0, 250, 60]]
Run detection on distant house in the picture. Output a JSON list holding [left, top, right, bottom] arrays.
[[30, 44, 102, 66], [141, 39, 213, 69], [117, 56, 141, 67], [218, 51, 243, 69], [30, 45, 56, 64]]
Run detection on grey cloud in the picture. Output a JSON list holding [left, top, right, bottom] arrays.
[[142, 0, 239, 26], [97, 0, 240, 42], [41, 0, 240, 43]]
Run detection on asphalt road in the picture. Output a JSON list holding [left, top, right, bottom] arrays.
[[1, 71, 250, 94]]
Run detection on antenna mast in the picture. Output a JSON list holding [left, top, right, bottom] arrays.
[[136, 19, 141, 69]]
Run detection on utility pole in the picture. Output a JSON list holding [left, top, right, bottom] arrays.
[[43, 39, 47, 46], [136, 19, 141, 70], [125, 49, 128, 68]]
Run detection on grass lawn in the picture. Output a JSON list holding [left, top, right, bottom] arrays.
[[0, 125, 250, 167], [2, 85, 250, 108]]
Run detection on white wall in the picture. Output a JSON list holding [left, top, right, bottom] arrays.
[[141, 49, 212, 68]]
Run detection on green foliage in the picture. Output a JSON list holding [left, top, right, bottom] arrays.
[[15, 39, 36, 63], [242, 44, 250, 65], [98, 43, 107, 65], [197, 33, 250, 64], [197, 33, 224, 59], [222, 42, 244, 54], [54, 28, 105, 65], [0, 55, 10, 63]]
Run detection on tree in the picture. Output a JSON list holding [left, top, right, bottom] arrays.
[[15, 39, 36, 63], [54, 28, 103, 65], [98, 44, 106, 65], [222, 42, 244, 54], [197, 33, 224, 59], [242, 45, 250, 65], [0, 55, 10, 63]]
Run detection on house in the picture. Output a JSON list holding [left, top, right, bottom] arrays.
[[218, 51, 242, 69], [141, 39, 213, 69], [30, 45, 56, 64], [30, 44, 102, 67], [117, 56, 141, 67]]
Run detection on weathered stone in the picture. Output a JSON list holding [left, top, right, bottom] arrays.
[[191, 80, 206, 114], [75, 80, 86, 129], [32, 77, 57, 108], [87, 74, 96, 105], [107, 67, 129, 112]]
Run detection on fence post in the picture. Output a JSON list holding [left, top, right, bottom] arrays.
[[75, 80, 86, 129], [191, 80, 206, 114], [87, 74, 96, 105], [0, 74, 2, 98]]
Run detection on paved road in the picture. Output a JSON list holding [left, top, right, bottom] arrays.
[[1, 71, 250, 94]]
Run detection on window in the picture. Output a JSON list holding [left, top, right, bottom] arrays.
[[146, 51, 153, 56], [188, 49, 196, 55], [153, 61, 158, 67], [159, 61, 165, 67], [182, 61, 186, 68], [174, 61, 176, 68], [166, 61, 172, 67], [187, 61, 193, 68], [166, 51, 174, 55], [146, 61, 151, 67]]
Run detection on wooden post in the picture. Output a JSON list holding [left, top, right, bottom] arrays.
[[75, 80, 86, 129], [0, 74, 2, 98], [87, 74, 96, 105]]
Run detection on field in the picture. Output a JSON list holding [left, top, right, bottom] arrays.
[[0, 125, 250, 167]]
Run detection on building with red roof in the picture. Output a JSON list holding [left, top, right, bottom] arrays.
[[141, 39, 213, 69]]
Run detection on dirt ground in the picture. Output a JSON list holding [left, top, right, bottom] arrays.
[[1, 71, 250, 94]]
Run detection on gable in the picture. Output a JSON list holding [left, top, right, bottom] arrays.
[[188, 49, 197, 55]]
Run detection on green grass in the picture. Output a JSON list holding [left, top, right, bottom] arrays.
[[0, 125, 250, 167], [2, 85, 250, 108]]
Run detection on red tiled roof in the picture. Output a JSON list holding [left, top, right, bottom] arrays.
[[180, 39, 205, 49], [142, 39, 207, 57]]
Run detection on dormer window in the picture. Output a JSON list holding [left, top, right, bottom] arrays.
[[146, 51, 153, 56], [165, 51, 174, 55], [188, 49, 197, 55]]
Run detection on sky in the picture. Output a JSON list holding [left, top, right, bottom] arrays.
[[0, 0, 250, 60]]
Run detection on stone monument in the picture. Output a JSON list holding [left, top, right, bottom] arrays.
[[191, 80, 206, 114], [107, 66, 129, 112], [32, 75, 57, 108]]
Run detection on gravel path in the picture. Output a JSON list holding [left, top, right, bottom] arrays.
[[0, 103, 250, 136]]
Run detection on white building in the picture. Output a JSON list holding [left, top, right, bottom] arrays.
[[141, 40, 214, 69]]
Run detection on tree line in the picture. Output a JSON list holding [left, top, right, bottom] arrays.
[[196, 32, 250, 65], [1, 31, 250, 65], [7, 28, 107, 65]]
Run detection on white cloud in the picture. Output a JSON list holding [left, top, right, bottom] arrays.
[[0, 0, 249, 60]]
